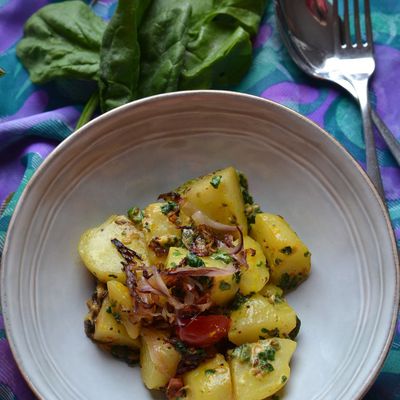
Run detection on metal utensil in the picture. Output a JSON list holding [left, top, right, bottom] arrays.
[[275, 0, 400, 196]]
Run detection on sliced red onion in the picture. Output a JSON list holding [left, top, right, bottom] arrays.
[[218, 227, 244, 255], [163, 264, 237, 277], [191, 210, 238, 232]]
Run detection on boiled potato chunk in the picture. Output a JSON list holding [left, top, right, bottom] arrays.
[[250, 213, 311, 290], [229, 338, 296, 400], [143, 202, 182, 265], [229, 293, 297, 345], [240, 236, 269, 295], [140, 328, 180, 390], [107, 280, 140, 339], [93, 297, 140, 348], [178, 167, 248, 234], [165, 247, 239, 306], [184, 354, 233, 400], [78, 215, 149, 283]]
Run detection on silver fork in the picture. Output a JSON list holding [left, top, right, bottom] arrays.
[[331, 0, 384, 197]]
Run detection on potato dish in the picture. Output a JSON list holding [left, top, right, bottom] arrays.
[[79, 167, 311, 399]]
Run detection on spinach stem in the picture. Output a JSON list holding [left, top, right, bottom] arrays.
[[76, 91, 99, 130]]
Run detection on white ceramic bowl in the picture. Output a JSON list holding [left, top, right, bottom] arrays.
[[1, 91, 399, 400]]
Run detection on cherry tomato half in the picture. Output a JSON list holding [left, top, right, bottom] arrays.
[[177, 315, 231, 347]]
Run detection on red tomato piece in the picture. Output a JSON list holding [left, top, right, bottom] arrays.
[[177, 315, 231, 347]]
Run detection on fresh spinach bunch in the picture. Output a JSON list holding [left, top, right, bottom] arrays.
[[17, 0, 267, 120]]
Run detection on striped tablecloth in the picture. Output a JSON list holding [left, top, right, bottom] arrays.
[[0, 1, 399, 398]]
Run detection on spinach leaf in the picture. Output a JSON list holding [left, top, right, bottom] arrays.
[[179, 0, 267, 90], [138, 0, 191, 98], [99, 0, 152, 112], [16, 1, 106, 84]]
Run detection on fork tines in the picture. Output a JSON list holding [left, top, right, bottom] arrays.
[[333, 0, 373, 48]]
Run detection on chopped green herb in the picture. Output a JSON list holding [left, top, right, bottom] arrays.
[[106, 306, 112, 314], [232, 344, 251, 362], [279, 273, 304, 291], [185, 253, 205, 268], [244, 203, 262, 225], [112, 311, 122, 323], [281, 375, 287, 383], [234, 271, 241, 283], [127, 206, 144, 224], [238, 172, 254, 204], [173, 250, 182, 257], [170, 262, 177, 268], [274, 258, 282, 266], [256, 261, 264, 267], [210, 175, 222, 188], [261, 328, 268, 334], [210, 250, 232, 264], [219, 280, 231, 291], [205, 369, 216, 375], [172, 339, 188, 355], [231, 292, 250, 310], [280, 246, 292, 255], [304, 251, 311, 257], [160, 201, 178, 215]]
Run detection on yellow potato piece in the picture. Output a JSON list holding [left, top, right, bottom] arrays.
[[78, 215, 149, 283], [229, 339, 296, 400], [143, 202, 182, 265], [184, 354, 233, 400], [93, 297, 140, 348], [229, 293, 297, 345], [250, 213, 311, 290], [140, 328, 180, 390], [178, 166, 248, 235], [107, 280, 140, 339], [240, 236, 270, 295]]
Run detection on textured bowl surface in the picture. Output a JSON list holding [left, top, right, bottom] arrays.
[[1, 91, 399, 400]]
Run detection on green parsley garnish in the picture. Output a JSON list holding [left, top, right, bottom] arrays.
[[210, 250, 232, 264], [106, 306, 112, 314], [219, 280, 231, 291], [232, 344, 251, 362], [234, 271, 241, 283], [160, 201, 178, 215], [256, 261, 264, 267], [173, 249, 182, 257], [280, 246, 292, 255], [205, 369, 216, 375], [304, 251, 311, 257], [127, 206, 144, 224], [210, 175, 222, 189], [185, 252, 205, 268], [281, 375, 287, 383], [231, 292, 250, 310]]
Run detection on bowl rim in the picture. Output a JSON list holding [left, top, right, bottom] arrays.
[[1, 89, 399, 400]]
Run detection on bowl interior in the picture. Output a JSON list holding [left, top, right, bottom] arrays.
[[2, 91, 398, 400]]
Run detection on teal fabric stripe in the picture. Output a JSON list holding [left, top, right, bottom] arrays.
[[0, 153, 43, 252], [26, 119, 72, 141]]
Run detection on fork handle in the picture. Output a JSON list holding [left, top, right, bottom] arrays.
[[371, 109, 400, 166], [353, 80, 385, 198]]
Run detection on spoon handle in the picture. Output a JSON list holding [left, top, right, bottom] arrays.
[[371, 109, 400, 166]]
